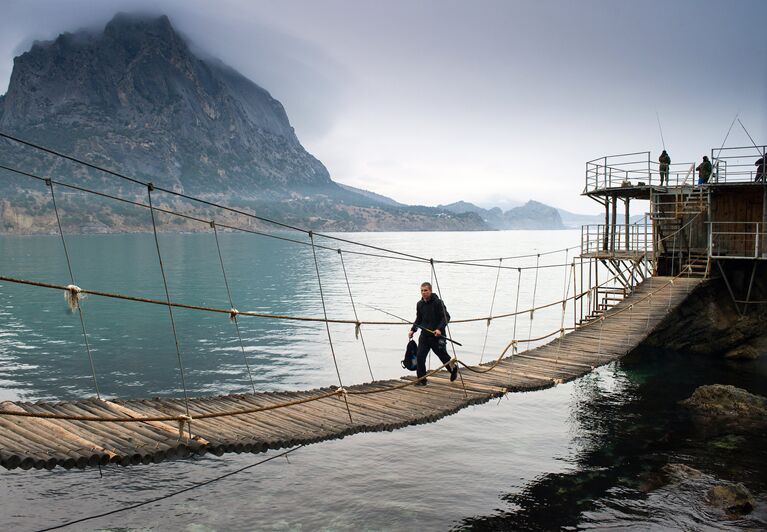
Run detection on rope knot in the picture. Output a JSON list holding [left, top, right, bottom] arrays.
[[486, 317, 492, 327], [511, 340, 518, 353], [64, 284, 83, 311], [336, 387, 348, 397], [229, 308, 239, 322], [177, 415, 193, 438], [354, 321, 361, 339]]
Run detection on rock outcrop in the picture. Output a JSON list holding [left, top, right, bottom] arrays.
[[643, 276, 767, 359], [681, 384, 767, 431], [707, 483, 755, 515]]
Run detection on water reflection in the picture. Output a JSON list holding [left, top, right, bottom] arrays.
[[456, 349, 767, 531]]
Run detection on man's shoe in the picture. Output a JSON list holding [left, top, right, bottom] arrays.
[[450, 364, 459, 382], [415, 379, 428, 386]]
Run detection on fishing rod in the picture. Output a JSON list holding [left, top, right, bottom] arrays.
[[656, 111, 666, 150], [737, 118, 765, 159], [359, 303, 463, 346]]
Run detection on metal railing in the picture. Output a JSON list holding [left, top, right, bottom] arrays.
[[711, 145, 767, 184], [581, 216, 653, 257], [708, 222, 766, 259], [585, 151, 695, 193]]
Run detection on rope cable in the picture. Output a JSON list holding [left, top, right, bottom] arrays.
[[338, 250, 374, 381], [526, 254, 540, 351], [147, 184, 192, 436], [47, 179, 101, 399], [0, 272, 694, 423], [479, 258, 503, 363], [211, 221, 257, 394], [309, 232, 353, 422], [428, 259, 468, 397], [34, 445, 304, 532]]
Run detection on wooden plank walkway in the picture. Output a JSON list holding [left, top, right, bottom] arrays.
[[0, 276, 702, 470]]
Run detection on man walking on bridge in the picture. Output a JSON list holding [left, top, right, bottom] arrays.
[[408, 282, 459, 385]]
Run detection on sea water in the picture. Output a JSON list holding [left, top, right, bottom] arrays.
[[0, 231, 765, 531]]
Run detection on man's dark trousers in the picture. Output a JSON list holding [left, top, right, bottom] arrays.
[[416, 333, 452, 380]]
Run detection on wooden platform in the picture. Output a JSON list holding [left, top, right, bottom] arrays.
[[0, 276, 703, 470]]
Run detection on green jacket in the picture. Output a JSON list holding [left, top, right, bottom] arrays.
[[697, 160, 712, 179]]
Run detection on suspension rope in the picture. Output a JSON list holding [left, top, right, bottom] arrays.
[[507, 267, 523, 387], [147, 184, 192, 436], [47, 179, 101, 399], [526, 254, 541, 351], [35, 445, 305, 532], [338, 250, 374, 381], [309, 232, 353, 422], [428, 259, 468, 398], [479, 258, 503, 363], [211, 221, 257, 394], [556, 260, 575, 364], [435, 244, 580, 264], [0, 272, 693, 423], [510, 268, 522, 354], [0, 262, 631, 328], [1, 161, 577, 272]]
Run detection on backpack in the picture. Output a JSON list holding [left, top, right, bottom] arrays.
[[402, 340, 418, 371]]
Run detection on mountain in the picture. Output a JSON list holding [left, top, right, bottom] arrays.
[[337, 183, 405, 207], [0, 13, 487, 233], [438, 200, 564, 229], [0, 14, 332, 196], [504, 200, 564, 229], [557, 208, 646, 228]]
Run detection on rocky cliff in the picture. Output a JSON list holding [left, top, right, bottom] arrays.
[[0, 13, 487, 233], [644, 264, 767, 359], [0, 14, 334, 196]]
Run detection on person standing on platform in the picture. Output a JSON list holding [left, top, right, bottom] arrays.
[[659, 150, 671, 186], [408, 282, 458, 385], [696, 156, 712, 185], [755, 156, 765, 182]]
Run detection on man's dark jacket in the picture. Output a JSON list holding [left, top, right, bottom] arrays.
[[411, 294, 451, 336]]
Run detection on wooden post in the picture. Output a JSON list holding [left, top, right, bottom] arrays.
[[610, 195, 618, 254], [762, 186, 767, 258], [624, 197, 630, 252]]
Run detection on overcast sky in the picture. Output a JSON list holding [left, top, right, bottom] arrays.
[[1, 0, 766, 212]]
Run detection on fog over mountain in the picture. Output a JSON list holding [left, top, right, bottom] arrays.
[[0, 13, 489, 233]]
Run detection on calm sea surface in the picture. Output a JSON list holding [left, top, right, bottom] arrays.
[[0, 230, 765, 531]]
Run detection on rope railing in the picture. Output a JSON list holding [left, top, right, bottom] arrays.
[[0, 133, 582, 268], [0, 162, 574, 273], [0, 264, 630, 328], [0, 269, 693, 425], [0, 129, 710, 430]]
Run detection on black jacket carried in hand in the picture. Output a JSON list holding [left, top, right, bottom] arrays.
[[410, 294, 450, 336]]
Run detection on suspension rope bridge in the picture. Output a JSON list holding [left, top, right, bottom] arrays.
[[0, 132, 705, 470]]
